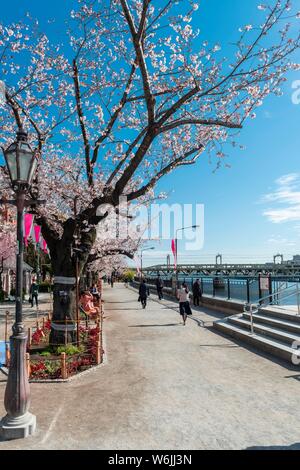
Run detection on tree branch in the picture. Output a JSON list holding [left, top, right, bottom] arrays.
[[159, 118, 242, 133], [126, 144, 204, 201], [120, 0, 155, 124], [92, 61, 138, 166], [73, 59, 92, 185]]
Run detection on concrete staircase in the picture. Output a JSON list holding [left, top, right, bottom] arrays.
[[214, 306, 300, 365]]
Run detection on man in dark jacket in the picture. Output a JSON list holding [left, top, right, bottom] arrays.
[[156, 275, 164, 300], [192, 279, 202, 306], [30, 280, 39, 308], [139, 280, 150, 309]]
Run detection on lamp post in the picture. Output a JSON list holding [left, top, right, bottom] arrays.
[[166, 254, 171, 273], [36, 243, 41, 283], [73, 196, 81, 347], [175, 225, 199, 289], [0, 129, 39, 439], [140, 247, 155, 280]]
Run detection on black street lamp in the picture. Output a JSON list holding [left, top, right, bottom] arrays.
[[0, 129, 39, 439]]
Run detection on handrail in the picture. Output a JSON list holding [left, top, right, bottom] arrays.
[[254, 283, 297, 306], [244, 282, 300, 335]]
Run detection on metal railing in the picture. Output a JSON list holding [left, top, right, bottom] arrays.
[[244, 283, 300, 335]]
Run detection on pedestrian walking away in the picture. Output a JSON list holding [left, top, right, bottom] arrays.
[[30, 280, 39, 308], [156, 274, 164, 300], [177, 282, 192, 325], [192, 279, 202, 306], [138, 279, 150, 309]]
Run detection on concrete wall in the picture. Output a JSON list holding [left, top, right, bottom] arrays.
[[131, 281, 244, 316]]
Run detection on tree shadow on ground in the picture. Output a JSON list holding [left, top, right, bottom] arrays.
[[188, 316, 205, 328], [198, 343, 240, 348], [128, 323, 179, 328], [105, 307, 141, 311], [246, 443, 300, 450], [284, 374, 300, 381], [150, 298, 226, 323]]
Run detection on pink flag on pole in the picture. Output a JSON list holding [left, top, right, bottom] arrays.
[[34, 225, 41, 245], [24, 214, 34, 247], [42, 238, 48, 253], [134, 255, 141, 274], [171, 239, 177, 269]]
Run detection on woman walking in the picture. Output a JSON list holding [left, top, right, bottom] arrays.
[[177, 282, 192, 325]]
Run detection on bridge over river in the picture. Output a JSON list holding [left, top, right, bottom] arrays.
[[143, 263, 300, 280], [140, 263, 300, 306]]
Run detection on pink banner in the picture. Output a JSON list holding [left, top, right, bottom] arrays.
[[34, 225, 41, 245], [171, 239, 177, 270], [134, 255, 141, 274], [24, 213, 34, 247], [42, 238, 48, 253]]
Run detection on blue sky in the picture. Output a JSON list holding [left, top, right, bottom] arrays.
[[2, 0, 300, 267]]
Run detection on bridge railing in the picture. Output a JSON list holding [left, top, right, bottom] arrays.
[[136, 274, 300, 309], [137, 275, 261, 303]]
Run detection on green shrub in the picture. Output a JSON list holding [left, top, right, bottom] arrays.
[[56, 345, 83, 355], [0, 290, 7, 302], [122, 270, 135, 282], [10, 288, 16, 297], [38, 281, 53, 293], [40, 350, 51, 357], [8, 288, 25, 299]]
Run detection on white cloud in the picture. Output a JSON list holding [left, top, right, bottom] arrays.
[[262, 173, 300, 223], [267, 235, 296, 246]]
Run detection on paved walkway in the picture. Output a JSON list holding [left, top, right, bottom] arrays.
[[0, 293, 52, 339], [1, 284, 300, 449]]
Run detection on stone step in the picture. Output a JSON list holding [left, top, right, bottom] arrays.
[[243, 312, 300, 335], [229, 315, 300, 346], [214, 319, 300, 365], [258, 306, 300, 324]]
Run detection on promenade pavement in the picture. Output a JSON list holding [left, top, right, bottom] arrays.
[[0, 293, 52, 340], [1, 284, 300, 449]]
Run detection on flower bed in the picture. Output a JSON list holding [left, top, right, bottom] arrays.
[[27, 319, 104, 380]]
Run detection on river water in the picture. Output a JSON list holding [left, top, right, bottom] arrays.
[[147, 275, 298, 306]]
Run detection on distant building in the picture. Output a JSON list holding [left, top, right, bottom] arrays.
[[1, 256, 33, 298], [283, 255, 300, 266]]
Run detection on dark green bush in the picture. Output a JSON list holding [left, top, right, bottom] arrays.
[[10, 288, 16, 297], [38, 281, 53, 293], [0, 290, 7, 302]]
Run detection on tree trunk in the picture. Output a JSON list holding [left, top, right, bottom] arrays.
[[46, 225, 97, 346], [49, 244, 77, 346]]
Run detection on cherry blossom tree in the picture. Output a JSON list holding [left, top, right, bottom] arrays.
[[85, 206, 147, 277], [0, 0, 299, 343]]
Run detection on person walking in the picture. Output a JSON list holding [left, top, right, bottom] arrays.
[[192, 279, 202, 306], [111, 276, 114, 288], [139, 279, 150, 309], [177, 282, 192, 325], [30, 280, 39, 308], [156, 275, 164, 300]]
